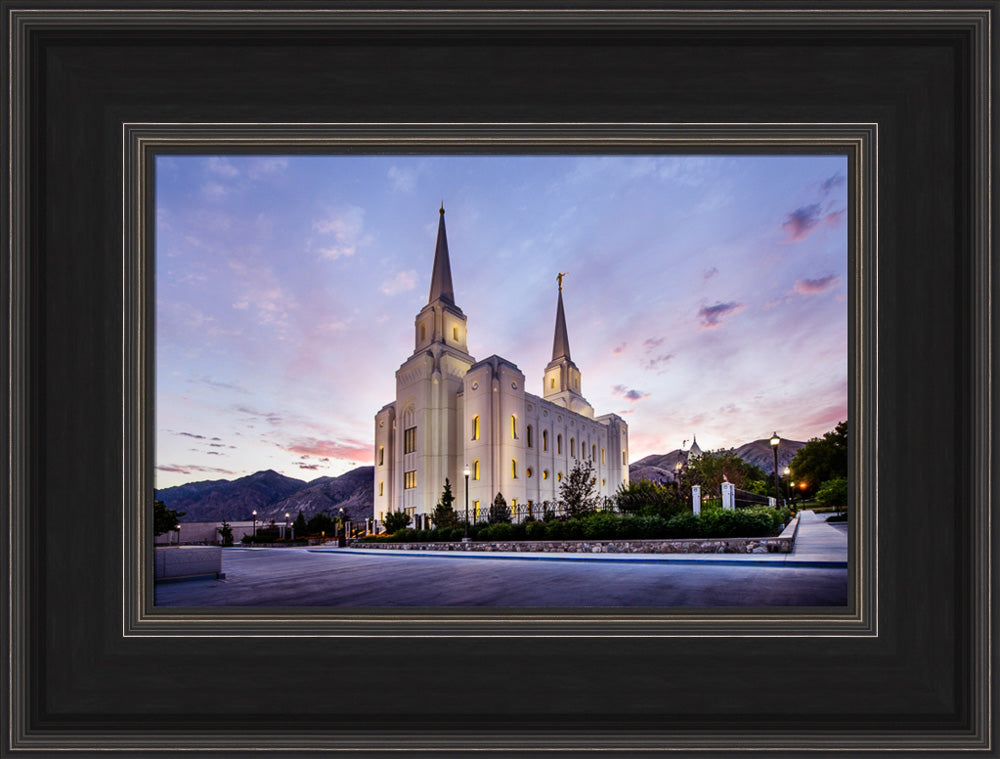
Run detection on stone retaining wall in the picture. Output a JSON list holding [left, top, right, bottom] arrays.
[[351, 516, 800, 555]]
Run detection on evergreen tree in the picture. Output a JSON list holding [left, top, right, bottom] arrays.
[[294, 510, 308, 536], [432, 478, 460, 528], [153, 499, 185, 536], [488, 492, 511, 524]]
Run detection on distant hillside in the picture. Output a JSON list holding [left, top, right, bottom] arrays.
[[732, 438, 805, 474], [629, 437, 806, 482], [155, 466, 374, 523]]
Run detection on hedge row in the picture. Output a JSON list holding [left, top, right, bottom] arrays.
[[359, 507, 791, 544]]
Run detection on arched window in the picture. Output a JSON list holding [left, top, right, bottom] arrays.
[[542, 470, 549, 480], [557, 471, 563, 482], [472, 415, 479, 440], [378, 481, 384, 496], [511, 499, 519, 520], [557, 434, 563, 455], [421, 323, 426, 341], [473, 500, 480, 521], [602, 478, 606, 487], [527, 425, 533, 448], [550, 377, 556, 389], [623, 451, 628, 465], [512, 459, 518, 479], [473, 460, 480, 480], [453, 325, 458, 341], [570, 438, 575, 457], [511, 414, 518, 440], [542, 430, 549, 451], [526, 467, 533, 478], [592, 444, 597, 460], [602, 447, 606, 465], [378, 446, 384, 466]]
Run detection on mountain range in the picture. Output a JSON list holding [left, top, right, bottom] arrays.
[[157, 437, 807, 523]]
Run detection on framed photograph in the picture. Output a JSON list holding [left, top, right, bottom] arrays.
[[5, 3, 993, 756]]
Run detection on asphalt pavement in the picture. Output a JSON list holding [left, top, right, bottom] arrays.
[[154, 511, 848, 607]]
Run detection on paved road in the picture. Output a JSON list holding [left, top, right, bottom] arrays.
[[155, 513, 848, 607]]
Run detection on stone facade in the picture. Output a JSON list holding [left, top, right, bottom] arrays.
[[350, 536, 794, 554]]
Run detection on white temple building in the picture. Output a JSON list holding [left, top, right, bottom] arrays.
[[373, 207, 629, 526]]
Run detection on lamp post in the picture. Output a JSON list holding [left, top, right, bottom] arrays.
[[285, 512, 290, 540], [463, 465, 471, 542], [251, 510, 257, 542], [674, 459, 683, 499], [174, 523, 181, 545], [769, 432, 780, 504], [782, 467, 791, 505]]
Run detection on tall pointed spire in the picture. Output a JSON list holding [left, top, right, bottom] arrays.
[[428, 205, 455, 305], [552, 272, 570, 360]]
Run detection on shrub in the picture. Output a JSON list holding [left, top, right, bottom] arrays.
[[392, 528, 415, 542], [482, 522, 514, 541], [525, 521, 547, 540], [488, 493, 511, 524], [581, 511, 621, 539], [383, 511, 411, 533], [664, 512, 701, 538]]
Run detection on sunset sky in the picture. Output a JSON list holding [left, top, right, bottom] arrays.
[[155, 154, 848, 488]]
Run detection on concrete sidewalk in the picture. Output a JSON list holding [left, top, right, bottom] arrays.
[[316, 510, 847, 568]]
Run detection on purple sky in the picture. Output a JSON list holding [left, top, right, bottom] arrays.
[[155, 154, 848, 488]]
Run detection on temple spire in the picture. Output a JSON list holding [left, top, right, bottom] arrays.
[[552, 272, 570, 361], [428, 205, 455, 305]]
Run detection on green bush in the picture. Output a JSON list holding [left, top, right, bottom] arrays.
[[581, 511, 622, 539], [525, 521, 547, 540], [664, 512, 702, 538], [481, 522, 514, 541], [392, 528, 415, 541], [383, 511, 411, 533], [816, 477, 848, 511]]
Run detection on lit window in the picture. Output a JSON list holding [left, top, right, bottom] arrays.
[[550, 377, 555, 389], [378, 481, 384, 496], [622, 451, 627, 465], [378, 445, 384, 466], [404, 426, 417, 454], [602, 447, 606, 464], [557, 471, 563, 482], [526, 467, 533, 478], [511, 414, 518, 440], [602, 478, 606, 487], [512, 459, 518, 479], [473, 500, 480, 521], [404, 470, 416, 489], [527, 425, 533, 448], [472, 415, 479, 440], [421, 324, 426, 341], [543, 470, 549, 480], [543, 430, 549, 451], [512, 499, 519, 520], [557, 434, 562, 455], [453, 325, 458, 341]]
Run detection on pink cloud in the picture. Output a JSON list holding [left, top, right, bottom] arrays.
[[283, 437, 371, 463], [793, 274, 839, 296], [782, 204, 822, 241]]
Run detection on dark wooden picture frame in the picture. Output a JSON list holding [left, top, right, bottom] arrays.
[[4, 4, 994, 756]]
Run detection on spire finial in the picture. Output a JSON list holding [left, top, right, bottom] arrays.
[[440, 201, 445, 214], [557, 271, 567, 291]]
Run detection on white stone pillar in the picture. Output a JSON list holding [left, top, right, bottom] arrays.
[[721, 482, 735, 510], [691, 485, 701, 516], [768, 496, 777, 507]]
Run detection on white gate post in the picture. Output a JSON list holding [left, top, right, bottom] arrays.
[[768, 496, 777, 507], [691, 485, 702, 516], [721, 482, 735, 510]]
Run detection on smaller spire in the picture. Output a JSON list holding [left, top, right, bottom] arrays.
[[552, 275, 571, 361], [428, 205, 455, 305]]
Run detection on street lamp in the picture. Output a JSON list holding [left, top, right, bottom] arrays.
[[783, 467, 791, 504], [463, 465, 471, 542], [252, 509, 257, 541], [174, 523, 181, 545], [769, 432, 780, 504], [674, 459, 683, 498], [285, 512, 290, 540]]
